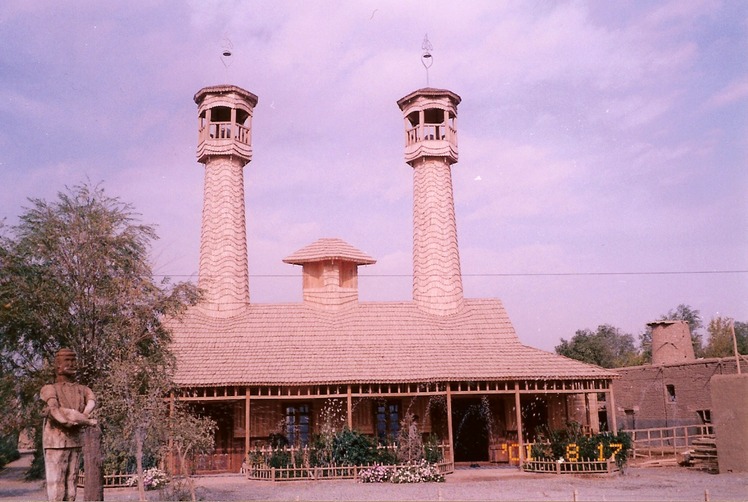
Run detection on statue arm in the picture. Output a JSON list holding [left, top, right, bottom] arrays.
[[83, 386, 96, 416], [42, 394, 71, 426]]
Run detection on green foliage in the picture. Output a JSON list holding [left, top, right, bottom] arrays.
[[374, 444, 398, 465], [705, 317, 748, 358], [0, 182, 201, 481], [332, 428, 376, 466], [555, 324, 639, 368], [532, 422, 632, 468], [422, 434, 443, 464], [0, 433, 20, 468]]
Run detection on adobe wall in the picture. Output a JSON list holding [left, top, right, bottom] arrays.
[[710, 374, 748, 473], [612, 358, 746, 430]]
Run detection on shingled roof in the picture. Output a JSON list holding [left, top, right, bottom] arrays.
[[283, 238, 376, 265], [168, 298, 615, 388]]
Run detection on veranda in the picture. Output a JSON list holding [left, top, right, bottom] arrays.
[[171, 378, 617, 474]]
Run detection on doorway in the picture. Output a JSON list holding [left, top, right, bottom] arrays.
[[452, 398, 491, 462]]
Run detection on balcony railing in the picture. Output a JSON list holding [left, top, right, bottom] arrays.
[[405, 124, 457, 147], [199, 122, 250, 145]]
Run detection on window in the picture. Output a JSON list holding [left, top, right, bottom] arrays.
[[666, 384, 676, 402], [375, 401, 400, 443], [697, 410, 712, 424], [285, 404, 311, 446]]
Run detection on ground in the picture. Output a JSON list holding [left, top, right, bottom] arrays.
[[1, 453, 746, 501]]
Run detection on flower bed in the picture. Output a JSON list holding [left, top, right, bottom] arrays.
[[248, 460, 451, 482], [126, 467, 169, 490], [359, 460, 445, 483]]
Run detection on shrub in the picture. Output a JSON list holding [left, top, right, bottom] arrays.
[[532, 422, 632, 467], [0, 434, 20, 469], [332, 428, 376, 466], [423, 434, 443, 464]]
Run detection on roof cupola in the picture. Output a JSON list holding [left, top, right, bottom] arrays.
[[283, 238, 375, 310]]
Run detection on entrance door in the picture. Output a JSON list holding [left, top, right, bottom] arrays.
[[452, 398, 490, 462]]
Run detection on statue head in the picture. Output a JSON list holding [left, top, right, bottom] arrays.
[[54, 348, 78, 382]]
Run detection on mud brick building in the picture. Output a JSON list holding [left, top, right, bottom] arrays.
[[612, 321, 747, 430], [167, 84, 617, 469]]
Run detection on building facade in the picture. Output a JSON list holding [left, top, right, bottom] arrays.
[[612, 320, 747, 429], [167, 84, 617, 469]]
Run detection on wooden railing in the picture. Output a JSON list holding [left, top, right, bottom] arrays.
[[199, 122, 250, 144], [623, 425, 714, 458], [76, 471, 132, 489], [248, 443, 450, 461], [405, 124, 456, 146], [523, 458, 619, 475], [246, 442, 452, 482], [248, 460, 453, 482]]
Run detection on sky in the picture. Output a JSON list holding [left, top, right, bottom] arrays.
[[1, 1, 746, 352]]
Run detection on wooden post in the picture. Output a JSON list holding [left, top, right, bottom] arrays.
[[731, 319, 741, 374], [347, 385, 353, 429], [168, 393, 175, 474], [245, 391, 251, 458], [446, 385, 454, 465], [584, 393, 591, 430], [514, 382, 525, 466], [608, 387, 618, 432]]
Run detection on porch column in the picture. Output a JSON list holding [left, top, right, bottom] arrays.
[[608, 386, 618, 432], [168, 393, 175, 474], [347, 385, 353, 429], [446, 384, 454, 464], [514, 382, 525, 465], [584, 393, 591, 429], [245, 390, 251, 456]]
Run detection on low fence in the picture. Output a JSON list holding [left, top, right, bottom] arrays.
[[248, 460, 454, 482], [170, 447, 244, 474], [623, 425, 713, 458], [246, 443, 453, 482], [522, 458, 619, 475], [76, 472, 132, 489]]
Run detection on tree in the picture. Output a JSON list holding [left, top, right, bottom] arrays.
[[704, 317, 748, 358], [639, 304, 705, 362], [168, 403, 216, 502], [555, 324, 640, 368], [0, 182, 200, 498], [99, 349, 175, 501]]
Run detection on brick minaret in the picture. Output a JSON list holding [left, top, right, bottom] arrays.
[[194, 85, 257, 312], [397, 88, 463, 315]]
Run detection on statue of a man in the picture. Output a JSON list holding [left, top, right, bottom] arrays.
[[40, 348, 97, 502]]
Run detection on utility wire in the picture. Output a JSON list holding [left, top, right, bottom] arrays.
[[152, 270, 748, 279]]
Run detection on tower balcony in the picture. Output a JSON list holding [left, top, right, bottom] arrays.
[[404, 122, 458, 165], [197, 121, 252, 164], [397, 88, 461, 167]]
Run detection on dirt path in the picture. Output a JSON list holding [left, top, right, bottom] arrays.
[[0, 452, 45, 501], [2, 454, 747, 501]]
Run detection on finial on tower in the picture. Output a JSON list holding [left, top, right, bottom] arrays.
[[421, 34, 433, 86]]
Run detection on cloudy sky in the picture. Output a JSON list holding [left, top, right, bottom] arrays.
[[1, 1, 746, 351]]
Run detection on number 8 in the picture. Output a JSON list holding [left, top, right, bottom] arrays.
[[566, 443, 579, 462]]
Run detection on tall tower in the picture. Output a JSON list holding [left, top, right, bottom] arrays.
[[194, 85, 258, 313], [397, 88, 464, 315]]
